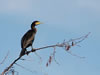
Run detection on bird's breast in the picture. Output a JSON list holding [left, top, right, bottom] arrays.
[[34, 28, 37, 33], [28, 32, 35, 43]]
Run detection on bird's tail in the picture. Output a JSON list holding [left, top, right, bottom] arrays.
[[19, 48, 26, 57]]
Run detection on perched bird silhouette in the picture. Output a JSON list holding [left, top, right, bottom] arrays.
[[20, 21, 41, 57]]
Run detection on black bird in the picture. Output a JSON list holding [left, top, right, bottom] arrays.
[[20, 21, 41, 57]]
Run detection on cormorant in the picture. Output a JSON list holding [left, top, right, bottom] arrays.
[[20, 21, 41, 57]]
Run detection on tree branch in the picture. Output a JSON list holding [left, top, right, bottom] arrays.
[[1, 32, 90, 75], [1, 56, 21, 75]]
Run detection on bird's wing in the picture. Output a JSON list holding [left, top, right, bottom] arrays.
[[21, 30, 35, 49]]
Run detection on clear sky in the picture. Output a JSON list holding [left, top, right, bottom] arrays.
[[0, 0, 100, 75]]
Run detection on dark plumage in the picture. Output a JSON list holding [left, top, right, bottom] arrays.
[[20, 21, 41, 57]]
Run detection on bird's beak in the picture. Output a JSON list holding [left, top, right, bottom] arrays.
[[36, 22, 43, 26], [39, 22, 43, 24]]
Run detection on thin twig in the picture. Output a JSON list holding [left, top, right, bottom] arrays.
[[67, 51, 85, 59], [15, 63, 36, 73], [0, 51, 9, 64]]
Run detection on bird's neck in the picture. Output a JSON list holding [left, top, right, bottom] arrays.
[[31, 26, 35, 29], [31, 27, 37, 33]]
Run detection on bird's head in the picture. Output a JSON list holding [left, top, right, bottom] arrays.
[[31, 21, 41, 29]]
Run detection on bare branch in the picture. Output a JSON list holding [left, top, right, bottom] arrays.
[[1, 32, 90, 75], [1, 56, 21, 75]]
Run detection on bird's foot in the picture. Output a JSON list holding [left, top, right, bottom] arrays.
[[31, 48, 36, 52], [26, 51, 30, 55]]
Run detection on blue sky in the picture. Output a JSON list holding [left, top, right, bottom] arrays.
[[0, 0, 100, 75]]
